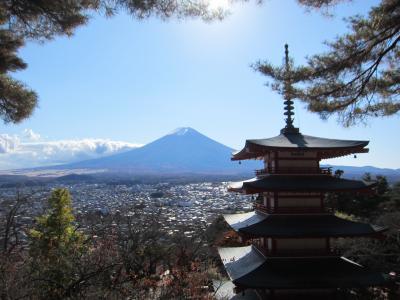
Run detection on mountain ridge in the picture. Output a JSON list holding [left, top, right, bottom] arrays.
[[62, 127, 260, 174], [1, 127, 399, 182]]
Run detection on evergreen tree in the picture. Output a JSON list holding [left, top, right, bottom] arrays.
[[29, 188, 86, 299], [381, 181, 400, 211], [255, 0, 399, 126], [325, 172, 390, 218]]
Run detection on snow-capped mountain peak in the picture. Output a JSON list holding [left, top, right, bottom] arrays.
[[169, 127, 195, 136]]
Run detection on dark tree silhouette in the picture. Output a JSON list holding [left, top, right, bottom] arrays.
[[255, 0, 399, 126]]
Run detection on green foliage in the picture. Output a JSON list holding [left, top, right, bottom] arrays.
[[335, 212, 400, 275], [326, 173, 390, 218], [30, 188, 84, 252], [330, 176, 400, 299], [0, 28, 37, 123], [0, 74, 37, 123], [334, 210, 355, 221], [29, 188, 86, 299], [297, 0, 349, 9], [255, 0, 400, 126], [380, 181, 400, 212], [1, 190, 216, 299]]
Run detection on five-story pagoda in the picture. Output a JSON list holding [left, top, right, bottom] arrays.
[[217, 45, 392, 299]]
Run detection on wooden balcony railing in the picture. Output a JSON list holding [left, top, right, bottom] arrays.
[[268, 248, 341, 257], [255, 167, 332, 176], [253, 244, 341, 257], [253, 203, 327, 214]]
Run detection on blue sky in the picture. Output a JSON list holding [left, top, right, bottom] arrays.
[[0, 0, 399, 170]]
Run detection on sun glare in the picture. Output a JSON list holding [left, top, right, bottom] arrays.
[[208, 0, 230, 11]]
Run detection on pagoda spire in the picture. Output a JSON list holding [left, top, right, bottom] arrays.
[[281, 44, 299, 134]]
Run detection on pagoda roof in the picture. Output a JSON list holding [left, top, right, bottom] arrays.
[[229, 175, 375, 194], [219, 245, 391, 289], [223, 211, 386, 238], [232, 131, 369, 161], [213, 280, 260, 300]]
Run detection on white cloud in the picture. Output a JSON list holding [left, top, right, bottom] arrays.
[[22, 129, 41, 141], [0, 134, 20, 154], [0, 136, 142, 170]]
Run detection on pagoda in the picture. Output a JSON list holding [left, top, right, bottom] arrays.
[[217, 45, 392, 299]]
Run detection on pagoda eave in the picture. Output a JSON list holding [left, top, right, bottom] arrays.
[[238, 226, 388, 240], [228, 175, 376, 194], [231, 133, 369, 161], [219, 246, 392, 290], [229, 186, 375, 195], [232, 146, 369, 161], [223, 212, 387, 239]]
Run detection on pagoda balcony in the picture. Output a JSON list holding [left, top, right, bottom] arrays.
[[267, 249, 341, 257], [255, 167, 332, 176], [253, 203, 328, 214], [253, 244, 341, 257]]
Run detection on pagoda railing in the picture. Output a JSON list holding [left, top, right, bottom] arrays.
[[253, 203, 329, 214], [253, 244, 341, 257], [268, 249, 341, 257], [255, 167, 332, 176]]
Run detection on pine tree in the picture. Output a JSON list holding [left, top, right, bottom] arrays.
[[29, 188, 86, 299], [255, 0, 399, 126]]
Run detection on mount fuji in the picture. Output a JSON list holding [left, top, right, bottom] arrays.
[[62, 127, 260, 175]]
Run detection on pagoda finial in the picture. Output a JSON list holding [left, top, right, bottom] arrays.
[[281, 44, 299, 134], [285, 43, 289, 63]]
